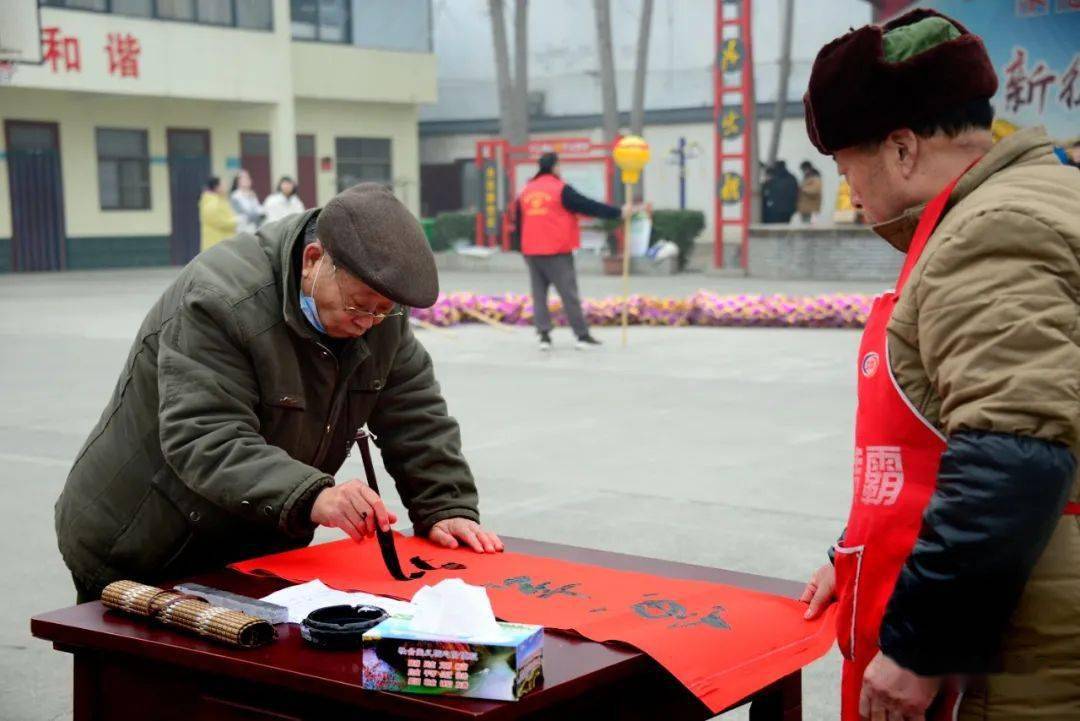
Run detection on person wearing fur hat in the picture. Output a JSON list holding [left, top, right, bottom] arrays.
[[798, 9, 1080, 721], [57, 183, 503, 604]]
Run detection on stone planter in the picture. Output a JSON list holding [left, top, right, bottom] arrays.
[[602, 255, 624, 276]]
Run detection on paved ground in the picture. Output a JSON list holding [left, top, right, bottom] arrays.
[[0, 267, 887, 720]]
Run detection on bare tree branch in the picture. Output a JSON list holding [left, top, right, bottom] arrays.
[[488, 0, 516, 142], [630, 0, 654, 138], [512, 0, 529, 145], [767, 0, 794, 167], [593, 0, 620, 145]]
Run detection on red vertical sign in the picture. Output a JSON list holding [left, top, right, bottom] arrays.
[[713, 0, 755, 269]]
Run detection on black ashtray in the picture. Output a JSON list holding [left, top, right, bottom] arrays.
[[300, 604, 389, 650]]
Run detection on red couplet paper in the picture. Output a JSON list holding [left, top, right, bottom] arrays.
[[231, 535, 836, 713]]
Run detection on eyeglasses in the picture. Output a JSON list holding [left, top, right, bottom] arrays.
[[328, 260, 405, 322]]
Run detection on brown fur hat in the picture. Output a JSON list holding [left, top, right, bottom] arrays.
[[804, 9, 998, 154]]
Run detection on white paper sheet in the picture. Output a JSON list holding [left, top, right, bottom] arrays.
[[260, 579, 415, 624], [628, 212, 652, 257]]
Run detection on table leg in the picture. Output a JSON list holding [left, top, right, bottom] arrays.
[[72, 652, 102, 720], [520, 665, 706, 720], [749, 671, 802, 721]]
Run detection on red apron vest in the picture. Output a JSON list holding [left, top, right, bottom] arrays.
[[518, 174, 581, 256], [835, 171, 1080, 720]]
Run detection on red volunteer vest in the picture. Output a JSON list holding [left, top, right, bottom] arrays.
[[518, 174, 580, 256], [836, 172, 1080, 720]]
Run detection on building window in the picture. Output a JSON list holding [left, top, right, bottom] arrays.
[[195, 0, 232, 25], [291, 0, 350, 43], [336, 138, 391, 192], [236, 0, 273, 30], [112, 0, 153, 16], [352, 0, 431, 52], [290, 0, 317, 39], [97, 128, 150, 210], [154, 0, 195, 20], [41, 1, 273, 29], [40, 0, 107, 9]]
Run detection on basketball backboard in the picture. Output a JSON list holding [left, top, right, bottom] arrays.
[[0, 0, 43, 65]]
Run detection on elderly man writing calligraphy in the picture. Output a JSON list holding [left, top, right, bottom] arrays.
[[57, 183, 502, 603]]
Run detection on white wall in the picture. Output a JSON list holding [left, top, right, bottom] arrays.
[[0, 88, 276, 239], [11, 6, 289, 103], [292, 43, 438, 104], [0, 92, 426, 239]]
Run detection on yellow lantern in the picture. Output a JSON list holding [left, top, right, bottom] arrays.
[[613, 135, 651, 185], [611, 135, 651, 348]]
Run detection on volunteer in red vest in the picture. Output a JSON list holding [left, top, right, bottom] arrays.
[[516, 152, 630, 350], [798, 10, 1080, 721]]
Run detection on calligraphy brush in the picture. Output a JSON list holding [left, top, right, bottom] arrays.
[[354, 428, 424, 581]]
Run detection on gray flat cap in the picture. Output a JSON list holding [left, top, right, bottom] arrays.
[[316, 183, 439, 308]]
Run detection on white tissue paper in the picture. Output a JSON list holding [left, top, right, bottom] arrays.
[[260, 579, 415, 624], [407, 578, 503, 639]]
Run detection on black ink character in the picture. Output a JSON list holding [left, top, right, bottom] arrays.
[[410, 556, 468, 572], [697, 605, 731, 630], [488, 576, 587, 600], [632, 599, 732, 631], [632, 599, 689, 621]]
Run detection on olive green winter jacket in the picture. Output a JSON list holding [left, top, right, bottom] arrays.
[[56, 210, 479, 594]]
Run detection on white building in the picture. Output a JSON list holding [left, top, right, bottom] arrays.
[[1, 0, 434, 271]]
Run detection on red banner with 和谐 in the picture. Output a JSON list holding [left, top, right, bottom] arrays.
[[230, 535, 836, 713]]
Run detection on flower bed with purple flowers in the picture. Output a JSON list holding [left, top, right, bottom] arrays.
[[411, 292, 872, 329]]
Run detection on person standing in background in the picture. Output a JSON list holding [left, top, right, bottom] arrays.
[[762, 160, 799, 223], [797, 161, 823, 223], [198, 176, 237, 252], [263, 176, 306, 226], [231, 169, 265, 234], [515, 152, 630, 351]]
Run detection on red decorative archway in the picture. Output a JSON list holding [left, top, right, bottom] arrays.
[[475, 137, 616, 250]]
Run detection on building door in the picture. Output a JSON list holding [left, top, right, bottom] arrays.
[[167, 129, 210, 264], [420, 162, 464, 216], [296, 134, 317, 209], [240, 132, 271, 200], [5, 121, 66, 271]]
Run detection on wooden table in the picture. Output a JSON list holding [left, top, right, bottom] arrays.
[[32, 537, 805, 720]]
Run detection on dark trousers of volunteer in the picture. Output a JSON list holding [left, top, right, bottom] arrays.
[[525, 253, 589, 338]]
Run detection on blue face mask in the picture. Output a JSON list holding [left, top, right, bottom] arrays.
[[299, 256, 327, 334]]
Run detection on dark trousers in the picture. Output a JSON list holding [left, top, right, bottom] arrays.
[[525, 253, 589, 337]]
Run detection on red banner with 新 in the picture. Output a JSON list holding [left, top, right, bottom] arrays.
[[231, 535, 836, 713]]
